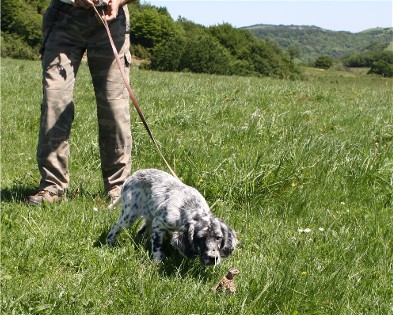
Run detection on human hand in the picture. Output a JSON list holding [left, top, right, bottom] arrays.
[[99, 0, 123, 21]]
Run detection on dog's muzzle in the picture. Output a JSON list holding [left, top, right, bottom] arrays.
[[201, 250, 221, 265]]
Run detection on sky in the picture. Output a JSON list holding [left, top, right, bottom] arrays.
[[145, 0, 393, 33]]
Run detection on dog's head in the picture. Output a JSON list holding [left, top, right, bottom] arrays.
[[171, 217, 237, 265]]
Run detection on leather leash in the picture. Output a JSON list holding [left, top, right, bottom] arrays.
[[93, 5, 179, 180]]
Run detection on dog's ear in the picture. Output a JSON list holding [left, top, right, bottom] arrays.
[[218, 219, 238, 258], [170, 222, 198, 259]]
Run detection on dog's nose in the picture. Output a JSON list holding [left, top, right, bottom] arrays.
[[203, 255, 221, 266]]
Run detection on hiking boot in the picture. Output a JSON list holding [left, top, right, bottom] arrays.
[[107, 187, 121, 207], [27, 190, 64, 206]]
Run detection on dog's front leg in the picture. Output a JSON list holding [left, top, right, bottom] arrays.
[[107, 211, 138, 246], [151, 226, 165, 262]]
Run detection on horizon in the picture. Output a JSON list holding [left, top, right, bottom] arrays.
[[242, 24, 393, 33], [146, 1, 393, 33]]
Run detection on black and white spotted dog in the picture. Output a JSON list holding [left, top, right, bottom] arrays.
[[107, 169, 237, 265]]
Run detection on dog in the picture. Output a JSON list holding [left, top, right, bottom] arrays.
[[107, 169, 237, 265]]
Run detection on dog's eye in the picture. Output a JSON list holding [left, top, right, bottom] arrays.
[[215, 236, 222, 241]]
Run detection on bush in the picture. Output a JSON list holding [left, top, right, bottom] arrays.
[[209, 23, 254, 58], [132, 44, 151, 60], [1, 32, 39, 60], [314, 56, 334, 69], [343, 50, 393, 67], [250, 39, 296, 77], [130, 6, 184, 51], [209, 23, 298, 78], [150, 37, 186, 72], [371, 50, 393, 64], [343, 53, 368, 67], [368, 60, 393, 77], [179, 34, 234, 75], [1, 0, 44, 59], [229, 59, 256, 77]]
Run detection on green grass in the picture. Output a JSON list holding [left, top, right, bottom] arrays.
[[1, 58, 392, 314]]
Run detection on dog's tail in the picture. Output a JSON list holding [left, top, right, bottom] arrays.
[[108, 196, 122, 210]]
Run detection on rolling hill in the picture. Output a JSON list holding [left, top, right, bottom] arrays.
[[244, 24, 393, 63]]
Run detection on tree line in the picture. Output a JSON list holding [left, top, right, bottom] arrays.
[[0, 0, 299, 79], [247, 24, 393, 77], [342, 50, 393, 77], [1, 0, 392, 77], [246, 24, 393, 62]]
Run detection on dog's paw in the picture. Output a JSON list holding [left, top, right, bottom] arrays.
[[106, 235, 116, 247], [152, 251, 165, 262]]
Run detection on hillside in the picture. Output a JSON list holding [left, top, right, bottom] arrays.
[[244, 24, 393, 63]]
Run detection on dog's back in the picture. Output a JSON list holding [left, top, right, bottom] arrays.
[[108, 169, 178, 209], [130, 169, 210, 220], [112, 169, 210, 221]]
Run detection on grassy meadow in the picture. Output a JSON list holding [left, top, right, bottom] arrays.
[[1, 57, 392, 314]]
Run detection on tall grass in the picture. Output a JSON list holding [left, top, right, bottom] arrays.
[[1, 58, 392, 314]]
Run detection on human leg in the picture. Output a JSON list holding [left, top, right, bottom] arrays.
[[88, 6, 132, 198], [29, 2, 86, 204]]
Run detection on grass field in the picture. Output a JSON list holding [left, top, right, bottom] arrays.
[[1, 57, 392, 314]]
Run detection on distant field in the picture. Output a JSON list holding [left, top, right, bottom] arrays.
[[1, 57, 392, 314]]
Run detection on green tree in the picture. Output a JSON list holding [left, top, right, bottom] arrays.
[[343, 50, 393, 68], [1, 32, 38, 60], [368, 60, 393, 77], [130, 5, 184, 52], [151, 37, 186, 72], [343, 53, 368, 67], [250, 39, 295, 77], [287, 44, 301, 62], [1, 0, 46, 59], [179, 34, 234, 75], [209, 23, 253, 58], [208, 23, 298, 78], [314, 56, 334, 69]]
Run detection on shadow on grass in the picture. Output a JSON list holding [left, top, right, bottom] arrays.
[[0, 185, 36, 203], [1, 183, 114, 208], [158, 253, 213, 281], [93, 229, 213, 281], [93, 226, 150, 249], [93, 230, 109, 248]]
